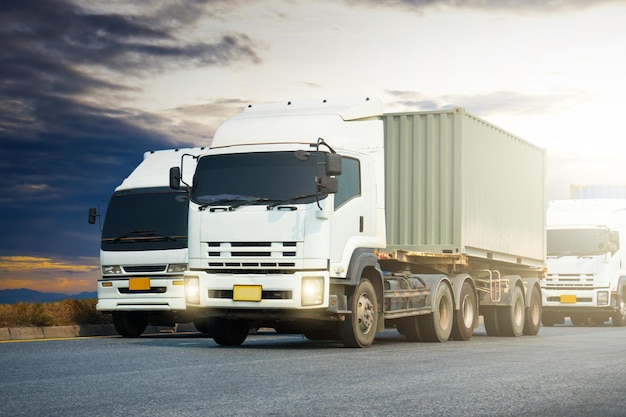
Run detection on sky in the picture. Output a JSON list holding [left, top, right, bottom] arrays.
[[2, 0, 626, 295]]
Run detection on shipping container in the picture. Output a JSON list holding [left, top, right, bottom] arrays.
[[383, 109, 545, 268]]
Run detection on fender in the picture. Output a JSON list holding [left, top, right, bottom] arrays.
[[448, 273, 475, 310], [500, 275, 523, 306], [413, 274, 452, 312], [345, 248, 381, 286], [522, 278, 541, 308]]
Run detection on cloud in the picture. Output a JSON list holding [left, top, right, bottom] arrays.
[[0, 0, 262, 259], [383, 89, 583, 116], [0, 255, 100, 295], [343, 0, 626, 13]]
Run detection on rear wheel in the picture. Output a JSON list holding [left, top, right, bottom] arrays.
[[112, 311, 147, 337], [523, 285, 542, 336], [483, 307, 500, 336], [419, 282, 453, 342], [451, 281, 477, 341], [499, 285, 525, 337], [212, 318, 249, 346], [340, 279, 378, 348]]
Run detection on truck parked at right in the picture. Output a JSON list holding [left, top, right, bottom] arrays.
[[542, 199, 626, 326]]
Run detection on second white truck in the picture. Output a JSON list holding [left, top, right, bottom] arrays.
[[90, 147, 204, 336], [171, 98, 546, 347], [542, 199, 626, 326]]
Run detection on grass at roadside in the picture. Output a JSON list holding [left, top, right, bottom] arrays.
[[0, 299, 112, 327]]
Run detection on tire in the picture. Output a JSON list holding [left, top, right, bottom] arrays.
[[397, 315, 424, 343], [541, 312, 557, 327], [193, 320, 212, 334], [612, 296, 626, 327], [419, 282, 453, 343], [570, 315, 588, 326], [304, 324, 340, 341], [523, 285, 542, 336], [212, 318, 249, 346], [112, 311, 147, 337], [340, 279, 378, 348], [498, 285, 525, 337], [483, 307, 500, 336], [451, 281, 477, 341]]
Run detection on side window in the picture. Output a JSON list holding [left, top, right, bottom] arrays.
[[334, 157, 360, 209]]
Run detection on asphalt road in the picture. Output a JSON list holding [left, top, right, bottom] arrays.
[[1, 323, 626, 417]]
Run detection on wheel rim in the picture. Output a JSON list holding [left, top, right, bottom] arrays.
[[461, 293, 475, 329], [530, 297, 541, 325], [438, 292, 452, 332], [514, 297, 524, 328], [620, 299, 626, 318], [357, 292, 375, 334]]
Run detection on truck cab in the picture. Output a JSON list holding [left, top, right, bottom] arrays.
[[91, 147, 204, 336], [542, 199, 626, 326]]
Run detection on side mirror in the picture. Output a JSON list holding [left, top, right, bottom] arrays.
[[326, 153, 342, 176], [88, 207, 97, 224], [318, 176, 338, 194], [169, 166, 181, 189]]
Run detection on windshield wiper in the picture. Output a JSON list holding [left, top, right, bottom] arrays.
[[266, 194, 319, 210], [199, 196, 275, 211], [109, 229, 177, 243]]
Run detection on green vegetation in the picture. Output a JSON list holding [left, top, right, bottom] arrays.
[[0, 299, 112, 328]]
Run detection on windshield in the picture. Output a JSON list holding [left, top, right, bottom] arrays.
[[101, 187, 189, 251], [547, 228, 610, 257], [191, 151, 327, 206]]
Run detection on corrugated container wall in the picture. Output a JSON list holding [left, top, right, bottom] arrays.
[[383, 108, 546, 268]]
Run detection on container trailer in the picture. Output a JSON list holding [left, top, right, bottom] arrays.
[[171, 98, 545, 347]]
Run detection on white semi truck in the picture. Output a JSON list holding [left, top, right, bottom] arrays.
[[542, 199, 626, 326], [90, 147, 204, 336], [171, 98, 545, 347]]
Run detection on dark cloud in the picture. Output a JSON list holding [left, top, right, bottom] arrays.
[[0, 0, 261, 259], [345, 0, 625, 12]]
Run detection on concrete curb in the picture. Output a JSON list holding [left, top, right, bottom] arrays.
[[0, 322, 199, 341]]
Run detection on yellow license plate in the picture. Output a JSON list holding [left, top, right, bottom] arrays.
[[129, 277, 151, 291], [233, 285, 262, 302], [560, 294, 577, 303]]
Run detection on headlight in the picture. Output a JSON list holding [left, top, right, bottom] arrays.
[[185, 276, 200, 304], [101, 265, 122, 275], [167, 263, 188, 273], [597, 291, 609, 306], [301, 276, 324, 306]]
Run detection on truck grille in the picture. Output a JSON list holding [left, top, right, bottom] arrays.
[[123, 265, 167, 273], [206, 241, 299, 269]]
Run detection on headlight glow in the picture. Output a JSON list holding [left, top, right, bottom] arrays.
[[301, 276, 324, 306], [597, 291, 609, 306], [101, 265, 122, 275], [185, 276, 200, 304]]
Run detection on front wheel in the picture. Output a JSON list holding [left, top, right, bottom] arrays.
[[612, 296, 626, 327], [212, 318, 249, 346], [112, 311, 148, 337], [340, 279, 378, 348]]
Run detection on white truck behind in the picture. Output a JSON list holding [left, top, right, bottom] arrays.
[[171, 98, 545, 347], [542, 199, 626, 326], [90, 147, 204, 336]]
